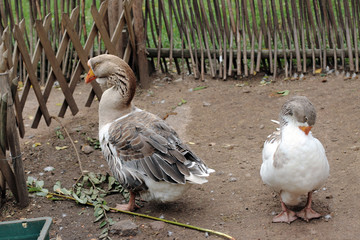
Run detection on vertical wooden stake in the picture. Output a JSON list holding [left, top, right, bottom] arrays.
[[0, 93, 7, 205], [133, 0, 150, 88], [0, 92, 19, 203], [0, 73, 29, 208]]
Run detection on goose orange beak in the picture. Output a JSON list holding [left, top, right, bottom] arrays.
[[299, 126, 312, 135], [85, 68, 96, 83]]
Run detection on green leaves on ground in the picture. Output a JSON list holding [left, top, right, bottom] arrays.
[[178, 98, 187, 106], [277, 90, 290, 96], [27, 176, 48, 197], [55, 127, 65, 140], [192, 86, 207, 91], [27, 173, 128, 240], [72, 173, 128, 239], [53, 181, 71, 195], [260, 75, 271, 85]]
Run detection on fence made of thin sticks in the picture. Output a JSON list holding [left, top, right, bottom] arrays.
[[144, 0, 360, 80]]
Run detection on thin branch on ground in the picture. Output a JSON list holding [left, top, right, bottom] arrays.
[[47, 191, 236, 240], [50, 116, 84, 174]]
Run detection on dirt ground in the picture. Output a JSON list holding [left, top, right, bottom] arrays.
[[0, 70, 359, 240]]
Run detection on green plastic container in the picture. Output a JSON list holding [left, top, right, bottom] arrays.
[[0, 217, 52, 240]]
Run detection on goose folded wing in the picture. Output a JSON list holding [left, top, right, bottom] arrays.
[[107, 120, 191, 184]]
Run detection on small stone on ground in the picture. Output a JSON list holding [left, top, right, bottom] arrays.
[[110, 220, 139, 237], [149, 221, 166, 231]]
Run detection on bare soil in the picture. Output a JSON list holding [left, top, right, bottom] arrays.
[[1, 71, 359, 240]]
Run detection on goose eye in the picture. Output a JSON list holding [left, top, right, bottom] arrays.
[[304, 116, 308, 122], [93, 62, 99, 69]]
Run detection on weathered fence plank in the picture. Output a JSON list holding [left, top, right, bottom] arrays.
[[13, 25, 52, 126], [91, 4, 116, 55], [0, 73, 29, 208], [35, 20, 79, 115], [62, 2, 108, 111], [133, 0, 150, 88], [32, 9, 80, 127]]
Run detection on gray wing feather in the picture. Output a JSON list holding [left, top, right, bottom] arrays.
[[152, 153, 185, 183], [142, 156, 165, 180], [105, 110, 210, 190]]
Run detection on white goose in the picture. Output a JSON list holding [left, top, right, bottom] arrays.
[[260, 96, 329, 223], [85, 54, 214, 211]]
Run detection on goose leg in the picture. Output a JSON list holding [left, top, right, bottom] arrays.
[[296, 192, 321, 221], [273, 197, 298, 223], [115, 191, 140, 211]]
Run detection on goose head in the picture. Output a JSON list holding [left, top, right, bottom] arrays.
[[85, 54, 137, 128], [85, 54, 136, 106], [279, 96, 316, 135]]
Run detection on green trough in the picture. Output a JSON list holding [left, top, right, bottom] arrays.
[[0, 217, 52, 240]]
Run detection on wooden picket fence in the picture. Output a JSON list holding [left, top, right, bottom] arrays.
[[0, 0, 142, 137], [144, 0, 360, 80], [0, 0, 149, 207]]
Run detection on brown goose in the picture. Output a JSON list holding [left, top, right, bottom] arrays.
[[85, 54, 214, 211]]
